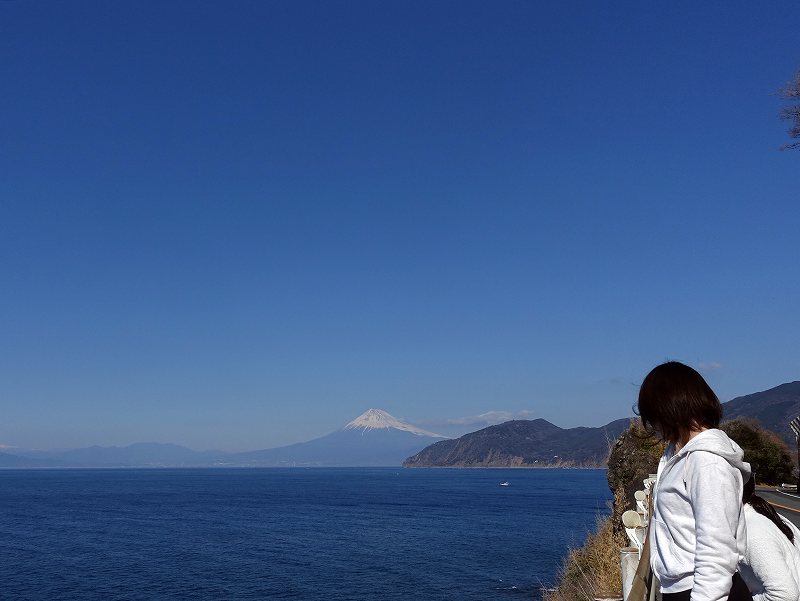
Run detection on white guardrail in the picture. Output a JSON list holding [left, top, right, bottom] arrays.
[[617, 474, 657, 601]]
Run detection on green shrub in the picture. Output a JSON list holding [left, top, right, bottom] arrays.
[[721, 418, 794, 485]]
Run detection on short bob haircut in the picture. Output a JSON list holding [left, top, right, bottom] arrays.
[[637, 361, 722, 444]]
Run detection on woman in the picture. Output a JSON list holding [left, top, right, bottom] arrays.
[[739, 474, 800, 601], [638, 361, 752, 601]]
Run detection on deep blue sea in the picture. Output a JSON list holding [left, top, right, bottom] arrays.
[[0, 468, 611, 600]]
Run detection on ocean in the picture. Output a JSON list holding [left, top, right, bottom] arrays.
[[0, 468, 611, 600]]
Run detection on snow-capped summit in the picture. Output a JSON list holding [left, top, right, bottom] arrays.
[[206, 408, 451, 467], [344, 409, 447, 438]]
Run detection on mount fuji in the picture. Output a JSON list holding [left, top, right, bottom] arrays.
[[228, 409, 448, 467]]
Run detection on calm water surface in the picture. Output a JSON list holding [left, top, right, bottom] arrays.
[[0, 468, 611, 600]]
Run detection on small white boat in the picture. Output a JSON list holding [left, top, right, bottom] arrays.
[[499, 481, 510, 487]]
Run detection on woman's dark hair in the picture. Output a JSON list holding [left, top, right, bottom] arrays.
[[636, 361, 722, 443], [743, 473, 794, 543]]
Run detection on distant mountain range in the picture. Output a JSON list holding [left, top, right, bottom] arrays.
[[1, 443, 222, 469], [0, 409, 447, 468], [2, 381, 797, 469], [403, 418, 632, 468], [404, 380, 800, 468], [722, 381, 800, 446]]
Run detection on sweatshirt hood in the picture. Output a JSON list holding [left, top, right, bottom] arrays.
[[672, 428, 751, 480]]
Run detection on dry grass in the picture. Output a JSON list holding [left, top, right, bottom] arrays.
[[545, 420, 658, 601], [544, 513, 628, 601]]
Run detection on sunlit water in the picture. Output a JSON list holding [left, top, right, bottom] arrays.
[[0, 468, 611, 600]]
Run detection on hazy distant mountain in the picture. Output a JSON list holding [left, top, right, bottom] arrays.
[[53, 442, 224, 467], [403, 418, 632, 468], [0, 451, 64, 468], [0, 443, 221, 468], [722, 381, 800, 446], [227, 409, 448, 467], [0, 410, 446, 468]]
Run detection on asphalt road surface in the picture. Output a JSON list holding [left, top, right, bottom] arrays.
[[758, 488, 800, 529]]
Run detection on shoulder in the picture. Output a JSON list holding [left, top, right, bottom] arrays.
[[745, 507, 778, 536], [746, 510, 794, 553], [687, 450, 736, 470]]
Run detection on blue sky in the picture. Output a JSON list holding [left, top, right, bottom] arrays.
[[2, 1, 798, 451]]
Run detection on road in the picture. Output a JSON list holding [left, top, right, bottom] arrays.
[[758, 488, 800, 529]]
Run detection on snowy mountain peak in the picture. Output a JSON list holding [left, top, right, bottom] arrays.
[[343, 409, 447, 438]]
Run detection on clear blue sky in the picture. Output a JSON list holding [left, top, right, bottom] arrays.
[[2, 1, 798, 451]]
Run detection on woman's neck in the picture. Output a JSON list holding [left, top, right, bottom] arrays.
[[675, 427, 708, 452]]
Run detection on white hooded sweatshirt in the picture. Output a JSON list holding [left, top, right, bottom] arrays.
[[650, 429, 751, 601], [739, 505, 800, 601]]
